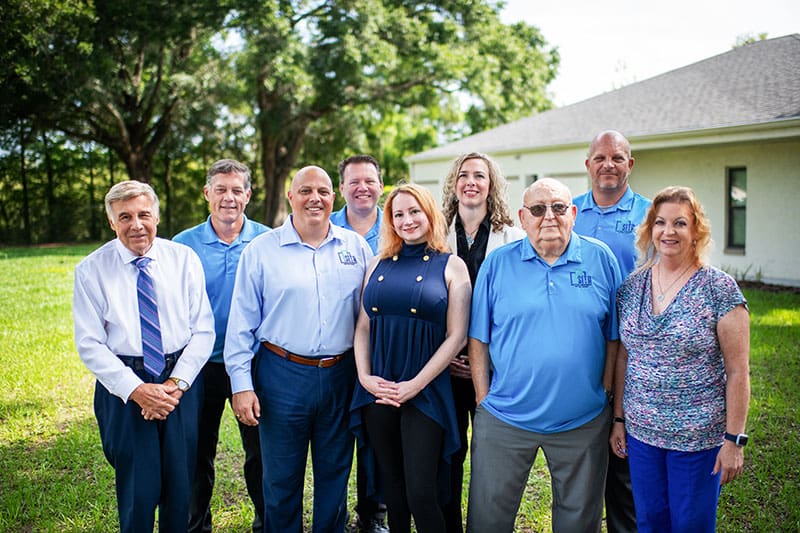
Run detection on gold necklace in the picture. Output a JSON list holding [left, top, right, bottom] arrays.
[[655, 262, 694, 302]]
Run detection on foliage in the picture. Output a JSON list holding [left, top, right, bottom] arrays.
[[1, 245, 798, 531], [733, 32, 769, 48], [232, 0, 558, 223], [1, 0, 230, 184], [0, 1, 558, 240]]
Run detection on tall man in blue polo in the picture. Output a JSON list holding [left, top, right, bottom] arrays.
[[174, 159, 269, 533], [574, 130, 651, 533], [225, 166, 373, 532], [466, 178, 622, 532], [331, 154, 387, 533], [74, 180, 215, 533]]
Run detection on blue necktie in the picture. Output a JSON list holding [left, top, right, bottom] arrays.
[[134, 257, 165, 376]]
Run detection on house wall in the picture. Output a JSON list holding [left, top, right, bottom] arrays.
[[410, 137, 800, 286], [633, 138, 800, 286]]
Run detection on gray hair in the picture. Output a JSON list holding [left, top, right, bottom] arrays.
[[105, 181, 160, 221], [206, 159, 252, 190]]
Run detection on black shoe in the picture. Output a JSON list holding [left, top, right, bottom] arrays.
[[357, 516, 389, 533]]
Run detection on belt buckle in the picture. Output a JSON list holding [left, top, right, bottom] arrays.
[[319, 356, 335, 368]]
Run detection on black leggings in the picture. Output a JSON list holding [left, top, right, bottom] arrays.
[[363, 402, 445, 533]]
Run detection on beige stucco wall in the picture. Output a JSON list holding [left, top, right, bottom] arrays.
[[632, 138, 800, 286], [410, 137, 800, 286]]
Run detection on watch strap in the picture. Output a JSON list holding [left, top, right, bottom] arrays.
[[724, 432, 748, 446]]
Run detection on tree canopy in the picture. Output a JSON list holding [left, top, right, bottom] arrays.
[[0, 0, 559, 241]]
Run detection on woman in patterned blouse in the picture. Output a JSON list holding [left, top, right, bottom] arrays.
[[609, 186, 750, 533]]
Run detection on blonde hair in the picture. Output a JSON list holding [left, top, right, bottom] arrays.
[[635, 186, 712, 269], [379, 183, 448, 259], [441, 152, 515, 232]]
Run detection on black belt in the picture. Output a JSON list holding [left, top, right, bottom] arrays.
[[117, 348, 184, 371]]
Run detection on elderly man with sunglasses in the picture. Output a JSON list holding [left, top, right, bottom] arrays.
[[466, 178, 622, 532]]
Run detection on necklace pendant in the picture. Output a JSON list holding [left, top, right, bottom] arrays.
[[656, 293, 665, 302]]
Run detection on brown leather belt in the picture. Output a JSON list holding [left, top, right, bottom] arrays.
[[261, 340, 347, 368]]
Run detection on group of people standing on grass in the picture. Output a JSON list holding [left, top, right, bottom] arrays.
[[73, 129, 750, 533]]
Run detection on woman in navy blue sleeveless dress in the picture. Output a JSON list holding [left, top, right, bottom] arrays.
[[351, 184, 471, 533]]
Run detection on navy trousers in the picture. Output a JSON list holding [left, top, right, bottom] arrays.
[[94, 362, 200, 533], [254, 345, 356, 533]]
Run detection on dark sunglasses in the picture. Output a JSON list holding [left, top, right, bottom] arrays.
[[522, 203, 571, 217]]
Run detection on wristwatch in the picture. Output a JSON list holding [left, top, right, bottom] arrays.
[[169, 377, 190, 392], [724, 432, 748, 447]]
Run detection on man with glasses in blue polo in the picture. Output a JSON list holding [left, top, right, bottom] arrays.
[[466, 178, 622, 532]]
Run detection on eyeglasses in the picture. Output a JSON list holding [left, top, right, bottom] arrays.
[[522, 203, 571, 217]]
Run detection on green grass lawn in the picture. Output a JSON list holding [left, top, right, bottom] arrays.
[[1, 244, 798, 532]]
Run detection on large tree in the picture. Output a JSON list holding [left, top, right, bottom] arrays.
[[232, 0, 559, 224], [1, 0, 229, 184]]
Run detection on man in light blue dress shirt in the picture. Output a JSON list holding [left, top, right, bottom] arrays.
[[74, 180, 215, 533], [574, 130, 651, 533], [225, 166, 373, 532], [174, 160, 269, 533]]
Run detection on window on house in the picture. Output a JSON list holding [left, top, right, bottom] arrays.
[[727, 167, 747, 250]]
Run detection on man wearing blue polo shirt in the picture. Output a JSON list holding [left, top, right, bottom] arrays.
[[331, 154, 388, 533], [225, 166, 373, 532], [331, 154, 384, 254], [174, 159, 269, 533], [574, 130, 651, 533], [575, 130, 651, 278], [466, 178, 622, 532]]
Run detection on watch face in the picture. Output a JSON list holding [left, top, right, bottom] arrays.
[[737, 435, 748, 446]]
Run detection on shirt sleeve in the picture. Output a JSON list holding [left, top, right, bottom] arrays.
[[73, 262, 143, 402], [224, 243, 265, 394], [469, 253, 494, 343], [711, 268, 748, 320]]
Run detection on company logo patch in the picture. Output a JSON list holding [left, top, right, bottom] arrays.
[[615, 220, 636, 234], [570, 270, 593, 288], [338, 250, 357, 265]]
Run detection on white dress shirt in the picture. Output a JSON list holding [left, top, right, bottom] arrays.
[[73, 237, 215, 402]]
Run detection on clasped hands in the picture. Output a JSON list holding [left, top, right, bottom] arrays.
[[361, 375, 421, 407], [130, 381, 184, 421]]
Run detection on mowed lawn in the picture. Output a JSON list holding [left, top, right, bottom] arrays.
[[1, 244, 798, 532]]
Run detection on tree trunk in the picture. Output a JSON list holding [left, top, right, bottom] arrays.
[[257, 116, 312, 227], [19, 123, 31, 244], [42, 132, 57, 242], [87, 148, 99, 240], [162, 154, 173, 235]]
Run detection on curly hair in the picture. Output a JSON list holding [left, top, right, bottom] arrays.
[[635, 186, 713, 270], [379, 183, 448, 259], [441, 152, 515, 232]]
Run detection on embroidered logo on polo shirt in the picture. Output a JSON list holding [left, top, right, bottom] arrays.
[[570, 270, 593, 288], [615, 220, 636, 234], [338, 250, 357, 265]]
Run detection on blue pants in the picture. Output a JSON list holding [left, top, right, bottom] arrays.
[[254, 346, 356, 533], [94, 363, 200, 533], [627, 435, 721, 533]]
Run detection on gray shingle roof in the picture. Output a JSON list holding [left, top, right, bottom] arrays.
[[410, 34, 800, 161]]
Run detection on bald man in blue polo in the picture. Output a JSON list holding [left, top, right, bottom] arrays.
[[466, 178, 622, 532], [574, 130, 651, 533]]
